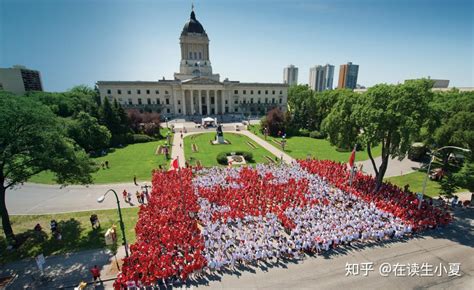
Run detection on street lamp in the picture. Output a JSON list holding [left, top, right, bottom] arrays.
[[421, 146, 471, 196], [97, 189, 129, 258]]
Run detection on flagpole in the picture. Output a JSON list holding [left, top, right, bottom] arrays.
[[349, 144, 357, 187], [176, 156, 186, 215]]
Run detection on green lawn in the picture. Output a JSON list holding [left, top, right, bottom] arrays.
[[0, 208, 138, 264], [29, 139, 171, 184], [184, 133, 277, 166], [386, 171, 468, 198], [249, 125, 382, 162]]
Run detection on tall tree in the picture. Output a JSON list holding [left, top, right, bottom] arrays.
[[0, 93, 96, 243], [323, 79, 433, 191], [358, 80, 433, 191], [67, 112, 112, 152]]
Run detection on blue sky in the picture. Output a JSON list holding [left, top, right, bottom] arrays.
[[0, 0, 472, 91]]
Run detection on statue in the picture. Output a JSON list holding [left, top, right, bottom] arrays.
[[215, 124, 226, 144]]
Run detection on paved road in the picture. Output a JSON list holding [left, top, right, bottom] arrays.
[[356, 156, 423, 178], [3, 209, 471, 289], [6, 182, 142, 215]]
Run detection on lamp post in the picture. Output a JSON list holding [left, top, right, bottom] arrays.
[[421, 146, 471, 196], [97, 189, 129, 258]]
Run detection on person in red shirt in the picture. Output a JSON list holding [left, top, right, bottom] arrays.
[[90, 265, 101, 285]]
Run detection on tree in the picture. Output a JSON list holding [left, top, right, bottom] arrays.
[[0, 93, 96, 243], [262, 108, 286, 137], [323, 79, 433, 192], [321, 92, 360, 150], [358, 80, 433, 191], [454, 161, 474, 194], [67, 112, 112, 152]]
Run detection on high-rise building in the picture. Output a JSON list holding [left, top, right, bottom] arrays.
[[309, 64, 334, 92], [283, 65, 298, 86], [0, 65, 43, 95], [337, 62, 359, 89]]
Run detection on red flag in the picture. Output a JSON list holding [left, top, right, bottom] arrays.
[[172, 158, 179, 170], [349, 147, 356, 168]]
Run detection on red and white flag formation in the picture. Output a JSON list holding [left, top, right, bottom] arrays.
[[349, 146, 356, 168], [171, 157, 179, 170]]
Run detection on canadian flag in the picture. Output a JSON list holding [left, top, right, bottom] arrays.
[[349, 147, 356, 168], [171, 158, 179, 170]]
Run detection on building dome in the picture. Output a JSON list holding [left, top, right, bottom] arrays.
[[182, 11, 206, 35]]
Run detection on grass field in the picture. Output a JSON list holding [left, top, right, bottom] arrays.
[[249, 125, 382, 162], [0, 208, 138, 264], [184, 132, 277, 167], [29, 139, 171, 184], [386, 170, 468, 198]]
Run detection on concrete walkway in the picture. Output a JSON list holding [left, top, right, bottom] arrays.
[[172, 127, 295, 168], [356, 156, 423, 178]]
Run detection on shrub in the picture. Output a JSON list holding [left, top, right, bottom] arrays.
[[309, 130, 326, 139], [131, 134, 154, 143], [298, 128, 310, 137], [215, 151, 254, 165], [216, 152, 228, 165]]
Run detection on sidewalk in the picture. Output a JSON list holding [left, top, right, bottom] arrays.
[[0, 246, 126, 289]]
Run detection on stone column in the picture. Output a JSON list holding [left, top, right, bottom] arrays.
[[198, 90, 203, 115], [214, 90, 218, 114], [182, 90, 187, 116], [220, 90, 225, 114], [206, 90, 211, 115], [191, 90, 195, 115]]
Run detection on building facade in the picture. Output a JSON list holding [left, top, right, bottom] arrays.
[[97, 9, 287, 117], [337, 62, 359, 89], [309, 64, 334, 92], [0, 65, 43, 95], [283, 65, 298, 86]]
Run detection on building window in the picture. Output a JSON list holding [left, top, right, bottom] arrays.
[[138, 98, 142, 105], [147, 98, 151, 105], [199, 52, 202, 59], [189, 52, 193, 59], [250, 98, 254, 103], [166, 98, 170, 105], [156, 98, 160, 105], [146, 89, 150, 94], [234, 108, 238, 112], [193, 52, 197, 59], [137, 89, 141, 94], [234, 100, 238, 104], [265, 98, 268, 103], [225, 107, 229, 113], [167, 108, 171, 113], [258, 90, 261, 95], [117, 89, 122, 94], [257, 99, 261, 104], [155, 90, 159, 94], [107, 89, 111, 94], [272, 90, 275, 95], [128, 98, 132, 105], [265, 90, 268, 94], [211, 97, 215, 105], [178, 109, 182, 114], [280, 90, 283, 94], [234, 90, 238, 94], [225, 100, 228, 105], [178, 100, 181, 105], [165, 90, 169, 94], [128, 90, 131, 95], [279, 98, 283, 104], [243, 90, 246, 95], [250, 90, 254, 94], [272, 98, 275, 104], [118, 98, 123, 103]]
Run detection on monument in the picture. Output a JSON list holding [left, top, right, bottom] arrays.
[[216, 124, 225, 144]]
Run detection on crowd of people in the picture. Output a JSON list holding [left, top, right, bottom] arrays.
[[115, 161, 451, 288], [299, 160, 452, 231]]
